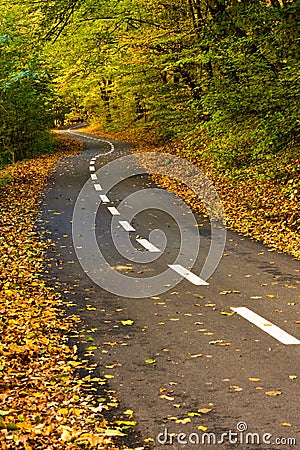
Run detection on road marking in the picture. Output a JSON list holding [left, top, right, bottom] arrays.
[[91, 174, 97, 180], [89, 166, 95, 172], [66, 129, 115, 155], [136, 238, 160, 252], [168, 264, 209, 285], [107, 206, 120, 216], [231, 307, 300, 345], [94, 184, 102, 191], [119, 220, 136, 232], [90, 158, 97, 162], [99, 194, 110, 203]]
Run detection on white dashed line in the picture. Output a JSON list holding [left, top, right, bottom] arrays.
[[71, 130, 211, 289], [107, 207, 120, 216], [231, 307, 300, 345], [168, 264, 209, 285], [119, 221, 136, 232], [99, 195, 110, 203], [136, 238, 160, 253], [67, 129, 115, 155]]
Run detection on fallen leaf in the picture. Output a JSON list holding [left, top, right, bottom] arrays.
[[220, 311, 235, 316], [176, 418, 191, 424], [230, 385, 243, 392], [115, 420, 137, 426], [102, 429, 125, 436], [265, 390, 282, 396], [121, 320, 134, 326], [198, 408, 212, 414], [160, 394, 175, 401]]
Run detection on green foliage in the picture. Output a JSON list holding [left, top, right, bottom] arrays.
[[1, 0, 300, 168], [0, 171, 10, 192], [0, 5, 56, 165]]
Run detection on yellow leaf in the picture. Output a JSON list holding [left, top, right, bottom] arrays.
[[104, 429, 125, 436], [281, 423, 292, 427], [265, 390, 282, 396], [220, 311, 235, 316], [176, 418, 191, 424], [115, 420, 137, 426], [198, 408, 212, 414], [249, 378, 260, 382], [60, 426, 72, 442], [198, 426, 208, 432], [121, 320, 134, 326], [160, 394, 175, 401], [230, 385, 243, 392]]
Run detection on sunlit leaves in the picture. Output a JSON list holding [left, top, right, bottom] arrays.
[[0, 8, 56, 165]]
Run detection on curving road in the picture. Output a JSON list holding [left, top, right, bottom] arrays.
[[40, 126, 300, 449]]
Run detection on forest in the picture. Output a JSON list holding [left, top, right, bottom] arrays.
[[0, 2, 299, 448], [0, 0, 299, 246], [0, 0, 299, 161]]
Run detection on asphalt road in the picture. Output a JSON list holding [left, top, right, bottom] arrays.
[[40, 127, 300, 449]]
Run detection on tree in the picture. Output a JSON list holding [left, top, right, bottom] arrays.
[[0, 2, 56, 165]]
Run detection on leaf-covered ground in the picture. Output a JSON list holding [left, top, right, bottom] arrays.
[[0, 136, 130, 449], [84, 125, 300, 259], [4, 127, 296, 447]]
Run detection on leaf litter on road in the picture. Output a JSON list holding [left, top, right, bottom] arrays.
[[0, 136, 132, 449]]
